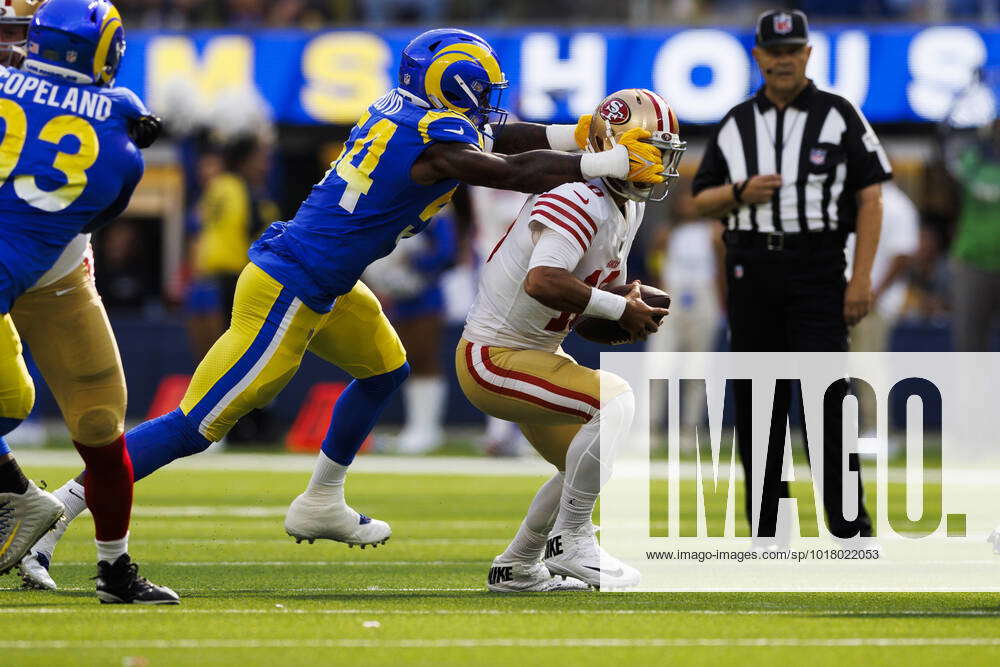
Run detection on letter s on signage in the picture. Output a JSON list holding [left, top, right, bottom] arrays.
[[654, 29, 750, 123], [907, 26, 987, 121], [302, 32, 391, 124]]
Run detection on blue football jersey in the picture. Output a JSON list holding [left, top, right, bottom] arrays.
[[250, 89, 482, 313], [0, 66, 146, 312]]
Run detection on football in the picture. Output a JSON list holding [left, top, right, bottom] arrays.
[[573, 284, 671, 345]]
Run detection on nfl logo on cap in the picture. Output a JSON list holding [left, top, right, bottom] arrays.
[[773, 12, 793, 34]]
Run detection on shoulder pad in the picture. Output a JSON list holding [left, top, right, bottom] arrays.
[[528, 182, 607, 251], [102, 86, 150, 119], [419, 111, 481, 147]]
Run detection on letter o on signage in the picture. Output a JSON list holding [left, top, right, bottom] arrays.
[[653, 29, 750, 123]]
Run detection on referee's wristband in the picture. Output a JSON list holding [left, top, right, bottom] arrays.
[[732, 180, 748, 204], [583, 287, 628, 321]]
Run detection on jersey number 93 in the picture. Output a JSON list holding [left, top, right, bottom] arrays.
[[0, 99, 100, 213]]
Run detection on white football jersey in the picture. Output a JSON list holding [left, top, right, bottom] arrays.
[[464, 179, 644, 352], [29, 233, 92, 291]]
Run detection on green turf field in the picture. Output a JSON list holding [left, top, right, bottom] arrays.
[[2, 456, 999, 666]]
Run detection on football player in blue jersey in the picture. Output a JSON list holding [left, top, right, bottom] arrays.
[[39, 28, 667, 567], [0, 0, 176, 603]]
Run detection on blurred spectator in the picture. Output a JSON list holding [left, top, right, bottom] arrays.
[[847, 181, 920, 352], [95, 222, 154, 311], [191, 135, 278, 337], [948, 121, 1000, 351], [363, 213, 459, 454]]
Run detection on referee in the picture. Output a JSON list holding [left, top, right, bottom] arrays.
[[692, 10, 891, 542]]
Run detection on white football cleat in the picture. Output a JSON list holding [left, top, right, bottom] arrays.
[[284, 493, 391, 547], [544, 525, 641, 590], [19, 511, 72, 590], [486, 556, 590, 593], [19, 550, 56, 590], [0, 482, 64, 576]]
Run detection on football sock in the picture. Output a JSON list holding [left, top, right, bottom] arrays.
[[303, 451, 348, 505], [74, 436, 133, 542], [553, 391, 635, 533], [52, 478, 88, 521], [398, 375, 446, 453], [96, 533, 129, 564], [0, 450, 29, 495], [30, 478, 86, 559], [501, 472, 564, 563], [320, 362, 410, 466], [123, 409, 212, 481]]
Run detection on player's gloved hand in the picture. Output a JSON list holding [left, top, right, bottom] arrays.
[[128, 114, 163, 149], [618, 128, 665, 184], [574, 114, 592, 150], [618, 281, 669, 342]]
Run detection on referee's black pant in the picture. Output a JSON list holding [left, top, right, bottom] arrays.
[[725, 238, 873, 540]]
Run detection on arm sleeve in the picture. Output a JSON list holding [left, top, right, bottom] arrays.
[[528, 183, 603, 253], [528, 225, 585, 272], [691, 123, 730, 196], [841, 99, 892, 190]]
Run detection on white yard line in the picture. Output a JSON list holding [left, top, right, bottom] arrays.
[[3, 608, 999, 617], [16, 450, 921, 482], [2, 638, 1000, 649]]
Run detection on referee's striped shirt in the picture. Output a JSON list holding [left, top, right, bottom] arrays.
[[692, 81, 892, 234]]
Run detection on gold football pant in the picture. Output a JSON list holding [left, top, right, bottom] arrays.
[[179, 262, 407, 442], [455, 338, 629, 468], [11, 262, 126, 446]]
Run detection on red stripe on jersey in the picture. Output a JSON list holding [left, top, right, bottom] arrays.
[[539, 193, 598, 234], [532, 200, 594, 241], [641, 89, 664, 131], [531, 209, 588, 251], [464, 344, 593, 421]]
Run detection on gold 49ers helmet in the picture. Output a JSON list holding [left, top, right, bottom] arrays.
[[0, 0, 41, 67], [587, 88, 686, 202]]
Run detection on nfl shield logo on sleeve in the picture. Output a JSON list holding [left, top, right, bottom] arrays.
[[773, 13, 793, 34], [809, 148, 826, 166]]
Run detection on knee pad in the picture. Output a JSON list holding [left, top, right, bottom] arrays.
[[0, 416, 23, 437], [71, 405, 125, 446], [359, 361, 410, 396]]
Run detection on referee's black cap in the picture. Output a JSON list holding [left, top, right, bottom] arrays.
[[755, 9, 809, 48]]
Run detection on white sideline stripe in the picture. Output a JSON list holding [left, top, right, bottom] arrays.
[[4, 608, 1000, 618], [54, 560, 481, 567], [40, 586, 484, 593], [4, 638, 1000, 649], [199, 297, 303, 436], [17, 451, 557, 477]]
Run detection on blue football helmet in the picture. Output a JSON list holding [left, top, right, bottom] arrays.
[[22, 0, 125, 87], [398, 28, 508, 128]]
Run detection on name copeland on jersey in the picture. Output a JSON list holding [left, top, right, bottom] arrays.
[[0, 67, 120, 122], [463, 179, 644, 352]]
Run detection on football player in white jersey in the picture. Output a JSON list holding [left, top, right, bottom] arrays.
[[457, 89, 685, 590]]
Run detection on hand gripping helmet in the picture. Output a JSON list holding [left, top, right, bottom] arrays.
[[0, 0, 41, 67], [587, 89, 686, 202], [398, 28, 508, 128], [23, 0, 125, 87]]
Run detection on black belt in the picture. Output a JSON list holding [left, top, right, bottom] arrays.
[[723, 229, 845, 252]]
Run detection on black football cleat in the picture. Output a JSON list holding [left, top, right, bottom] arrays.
[[95, 554, 180, 605]]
